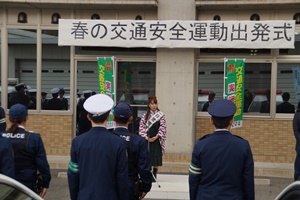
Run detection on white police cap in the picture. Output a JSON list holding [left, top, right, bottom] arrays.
[[51, 88, 60, 94], [83, 94, 113, 116], [15, 83, 27, 91], [28, 89, 37, 93], [83, 90, 93, 94]]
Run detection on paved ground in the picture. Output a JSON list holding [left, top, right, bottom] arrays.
[[44, 169, 294, 200]]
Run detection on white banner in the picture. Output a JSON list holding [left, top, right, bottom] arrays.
[[58, 19, 295, 49]]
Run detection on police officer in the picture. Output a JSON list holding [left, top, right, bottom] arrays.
[[43, 88, 64, 110], [1, 104, 51, 197], [202, 92, 215, 111], [189, 99, 254, 200], [293, 103, 300, 181], [68, 94, 128, 200], [28, 89, 37, 109], [8, 83, 31, 108], [59, 88, 68, 110], [0, 106, 6, 131], [76, 90, 93, 135], [0, 137, 15, 178], [113, 102, 152, 200], [41, 92, 48, 109]]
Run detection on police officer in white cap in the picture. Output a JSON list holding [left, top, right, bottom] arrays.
[[28, 89, 37, 109], [189, 99, 254, 200], [68, 94, 128, 200], [43, 88, 64, 110]]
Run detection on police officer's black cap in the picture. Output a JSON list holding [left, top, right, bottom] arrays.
[[114, 102, 132, 118], [41, 92, 47, 96], [59, 88, 65, 93], [9, 103, 28, 119], [15, 83, 27, 91], [208, 99, 236, 118]]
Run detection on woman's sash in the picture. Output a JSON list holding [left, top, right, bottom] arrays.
[[145, 111, 164, 133]]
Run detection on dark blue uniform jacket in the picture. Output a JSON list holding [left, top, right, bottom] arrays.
[[1, 128, 51, 190], [68, 126, 129, 200], [114, 127, 152, 198], [189, 130, 254, 200], [0, 137, 15, 178]]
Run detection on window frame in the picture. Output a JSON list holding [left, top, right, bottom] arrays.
[[197, 51, 282, 119]]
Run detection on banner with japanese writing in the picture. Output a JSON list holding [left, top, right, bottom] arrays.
[[97, 57, 115, 129], [225, 59, 245, 129], [59, 19, 295, 49]]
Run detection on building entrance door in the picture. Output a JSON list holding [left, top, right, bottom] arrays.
[[74, 59, 156, 134]]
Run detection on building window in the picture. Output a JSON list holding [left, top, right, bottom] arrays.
[[42, 30, 70, 111], [7, 29, 37, 110], [213, 15, 221, 21], [250, 13, 260, 21], [198, 62, 272, 114], [277, 63, 300, 113], [293, 13, 300, 24], [116, 61, 156, 133]]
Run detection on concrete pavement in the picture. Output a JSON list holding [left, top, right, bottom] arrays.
[[47, 155, 295, 178], [45, 157, 296, 200], [45, 169, 294, 200]]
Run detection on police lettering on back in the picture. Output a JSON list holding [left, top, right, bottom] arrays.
[[119, 135, 130, 142], [2, 132, 25, 139]]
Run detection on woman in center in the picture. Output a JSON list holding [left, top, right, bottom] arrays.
[[139, 96, 167, 182]]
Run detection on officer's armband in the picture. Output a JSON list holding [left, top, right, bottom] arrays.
[[189, 163, 202, 176], [68, 160, 79, 173]]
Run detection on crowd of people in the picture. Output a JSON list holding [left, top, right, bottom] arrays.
[[201, 89, 298, 114], [7, 83, 70, 110], [0, 83, 168, 199], [68, 94, 167, 199], [3, 82, 300, 200]]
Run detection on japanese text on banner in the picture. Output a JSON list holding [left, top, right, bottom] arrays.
[[59, 20, 295, 49], [97, 57, 115, 129], [225, 59, 245, 129]]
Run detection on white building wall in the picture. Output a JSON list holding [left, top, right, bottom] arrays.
[[157, 0, 196, 154]]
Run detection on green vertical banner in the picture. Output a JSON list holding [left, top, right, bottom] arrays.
[[122, 63, 132, 103], [97, 57, 115, 129], [225, 59, 245, 129]]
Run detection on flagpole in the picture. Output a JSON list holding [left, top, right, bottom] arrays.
[[224, 58, 228, 99]]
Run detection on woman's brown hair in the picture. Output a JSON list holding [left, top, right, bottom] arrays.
[[9, 117, 27, 135], [144, 96, 160, 124]]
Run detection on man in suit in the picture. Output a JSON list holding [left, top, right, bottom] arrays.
[[277, 92, 295, 113], [202, 92, 215, 112]]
